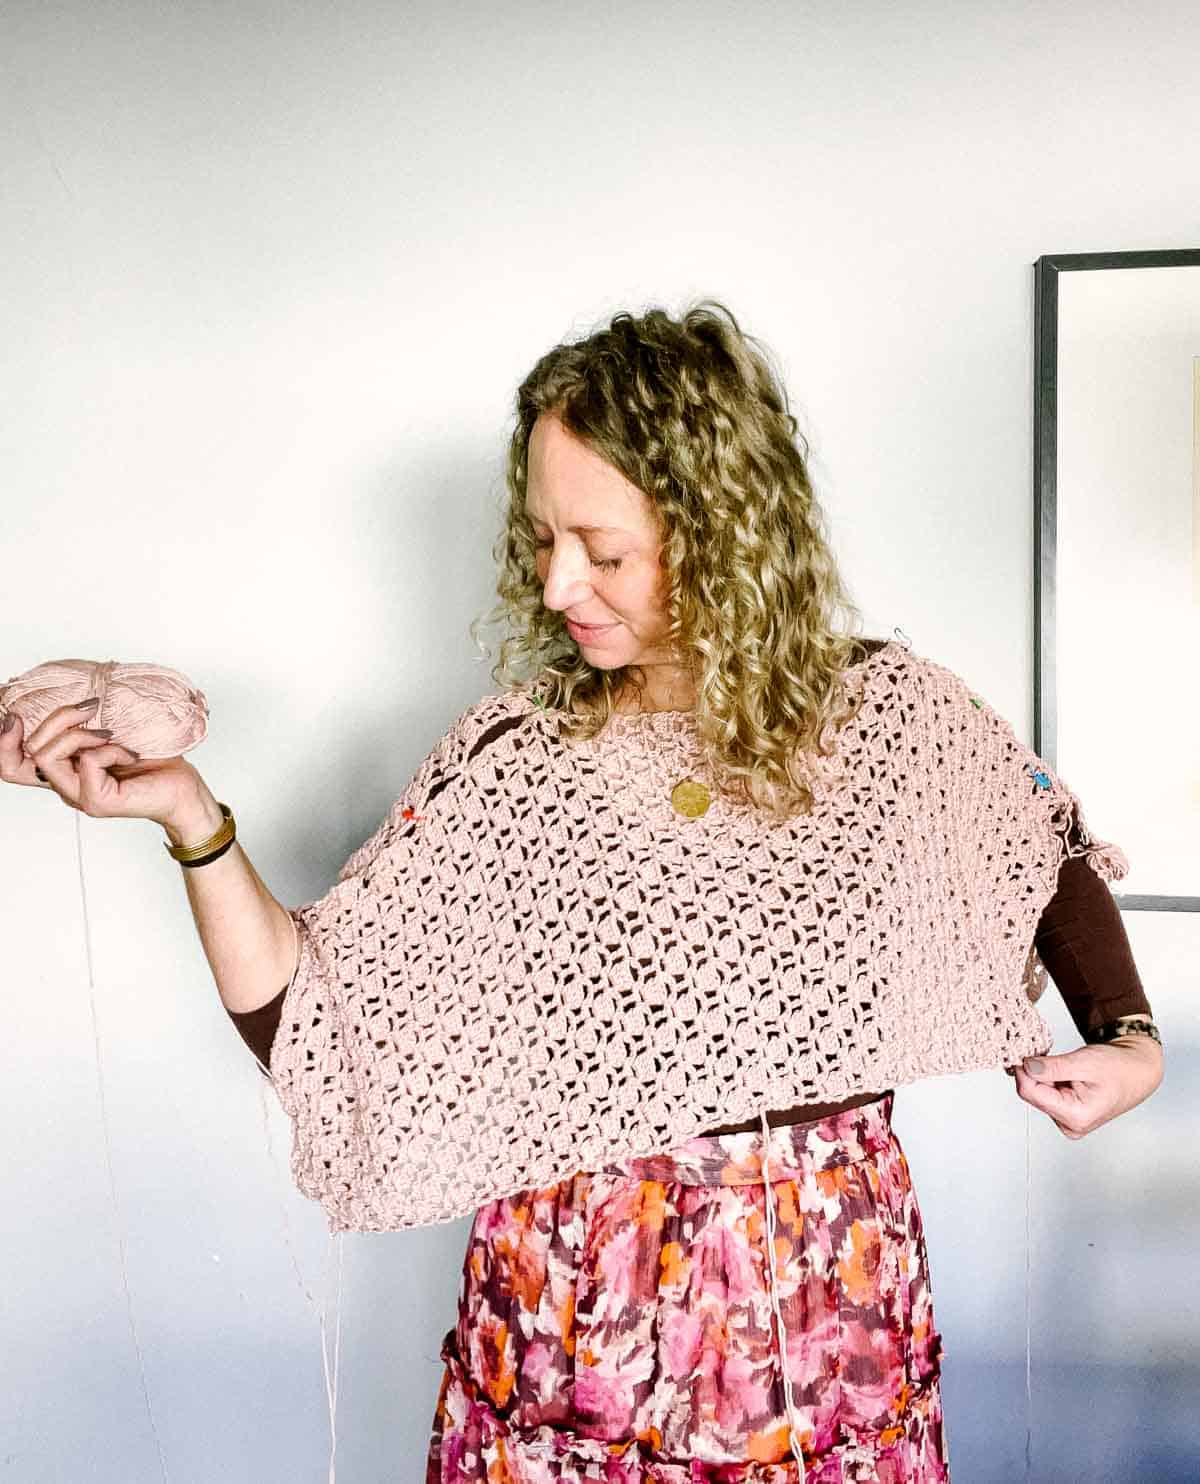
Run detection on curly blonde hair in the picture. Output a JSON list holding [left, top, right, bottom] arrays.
[[470, 299, 874, 820]]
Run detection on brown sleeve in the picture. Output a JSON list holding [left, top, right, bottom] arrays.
[[1033, 853, 1152, 1040], [228, 985, 287, 1073]]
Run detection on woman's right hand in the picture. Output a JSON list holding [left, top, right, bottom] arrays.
[[0, 701, 204, 832]]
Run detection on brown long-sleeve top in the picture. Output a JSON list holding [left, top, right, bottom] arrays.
[[227, 660, 1153, 1136]]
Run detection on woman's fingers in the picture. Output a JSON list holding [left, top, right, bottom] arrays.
[[0, 715, 24, 777], [21, 700, 102, 756], [1012, 1064, 1092, 1138], [0, 705, 126, 798], [1010, 1039, 1163, 1139], [0, 709, 60, 789], [3, 705, 194, 824], [72, 743, 144, 811], [30, 726, 117, 802]]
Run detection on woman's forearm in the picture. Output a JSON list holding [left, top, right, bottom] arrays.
[[163, 779, 297, 1015]]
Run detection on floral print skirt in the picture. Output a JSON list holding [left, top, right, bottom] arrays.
[[425, 1092, 949, 1481]]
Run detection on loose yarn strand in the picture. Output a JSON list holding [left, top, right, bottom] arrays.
[[259, 1080, 346, 1477], [320, 1230, 345, 1484], [1024, 1101, 1033, 1483], [257, 1078, 321, 1314], [759, 1112, 807, 1478], [74, 810, 171, 1484], [255, 943, 346, 1482]]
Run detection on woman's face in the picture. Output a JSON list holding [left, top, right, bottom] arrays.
[[525, 413, 692, 705]]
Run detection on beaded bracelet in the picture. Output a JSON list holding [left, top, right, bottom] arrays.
[[1085, 1016, 1162, 1048]]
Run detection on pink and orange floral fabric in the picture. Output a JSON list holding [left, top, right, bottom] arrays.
[[426, 1094, 949, 1481]]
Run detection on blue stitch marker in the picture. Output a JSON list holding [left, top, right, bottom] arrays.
[[1025, 763, 1051, 790]]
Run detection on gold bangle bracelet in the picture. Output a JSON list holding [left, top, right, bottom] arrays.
[[164, 802, 236, 863]]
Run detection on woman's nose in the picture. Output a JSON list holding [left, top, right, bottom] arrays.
[[540, 551, 594, 610]]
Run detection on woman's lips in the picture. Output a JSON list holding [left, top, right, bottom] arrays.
[[567, 619, 618, 641]]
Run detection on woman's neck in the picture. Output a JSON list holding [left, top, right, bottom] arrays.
[[613, 663, 697, 715]]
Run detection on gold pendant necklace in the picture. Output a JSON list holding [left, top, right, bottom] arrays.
[[634, 676, 709, 817], [670, 777, 711, 818]]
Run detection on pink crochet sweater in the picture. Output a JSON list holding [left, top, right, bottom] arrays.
[[268, 639, 1129, 1234]]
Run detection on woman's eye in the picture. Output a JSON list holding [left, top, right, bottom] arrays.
[[533, 539, 622, 572]]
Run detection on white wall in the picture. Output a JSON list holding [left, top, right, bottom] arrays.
[[2, 2, 1196, 1480]]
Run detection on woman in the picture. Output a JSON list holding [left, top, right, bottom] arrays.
[[1, 302, 1162, 1480]]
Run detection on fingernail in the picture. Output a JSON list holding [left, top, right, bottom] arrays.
[[88, 728, 114, 738], [77, 698, 100, 711], [1024, 1057, 1045, 1076]]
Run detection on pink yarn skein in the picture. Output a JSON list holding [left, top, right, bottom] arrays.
[[0, 659, 209, 761]]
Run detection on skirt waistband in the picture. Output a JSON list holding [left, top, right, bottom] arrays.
[[600, 1091, 894, 1186]]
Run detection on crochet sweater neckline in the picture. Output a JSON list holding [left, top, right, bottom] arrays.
[[598, 637, 901, 728]]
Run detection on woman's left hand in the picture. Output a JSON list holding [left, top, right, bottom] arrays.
[[1008, 1035, 1164, 1138]]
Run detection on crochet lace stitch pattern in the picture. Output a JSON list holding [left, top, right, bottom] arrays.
[[269, 640, 1128, 1233]]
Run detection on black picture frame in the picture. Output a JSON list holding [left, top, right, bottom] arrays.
[[1033, 247, 1200, 914]]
